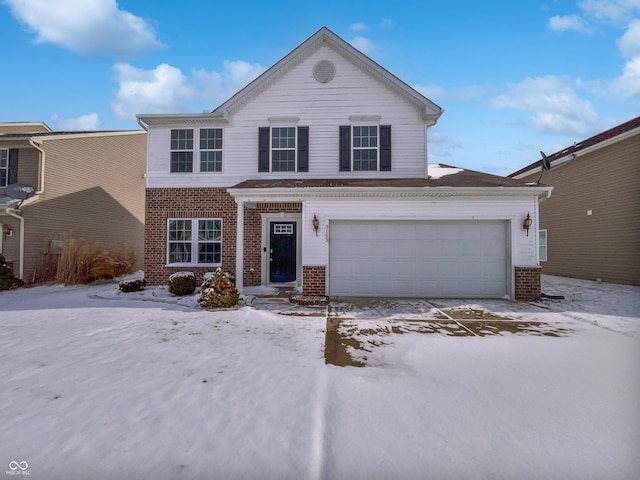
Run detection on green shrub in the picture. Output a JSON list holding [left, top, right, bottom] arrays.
[[119, 278, 146, 293], [168, 272, 197, 296], [0, 253, 23, 290], [198, 268, 239, 308]]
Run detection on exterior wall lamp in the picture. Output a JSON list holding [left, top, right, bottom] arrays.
[[522, 213, 533, 236], [312, 214, 320, 236], [2, 223, 12, 239]]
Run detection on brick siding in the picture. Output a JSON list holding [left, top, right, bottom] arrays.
[[302, 265, 326, 296], [514, 266, 542, 302], [145, 188, 237, 286]]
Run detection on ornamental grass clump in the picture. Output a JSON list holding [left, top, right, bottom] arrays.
[[0, 254, 23, 290], [168, 271, 197, 296], [56, 237, 135, 285], [198, 268, 239, 309]]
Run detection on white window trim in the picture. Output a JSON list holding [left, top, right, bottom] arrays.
[[270, 126, 297, 172], [539, 229, 548, 262], [0, 148, 8, 188], [199, 127, 224, 174], [166, 218, 223, 266], [170, 128, 224, 174], [351, 124, 380, 172]]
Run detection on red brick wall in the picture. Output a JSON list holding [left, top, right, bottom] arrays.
[[145, 188, 237, 286], [303, 265, 326, 296], [243, 202, 302, 286], [515, 266, 541, 302]]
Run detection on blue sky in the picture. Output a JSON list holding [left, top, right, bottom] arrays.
[[1, 0, 638, 175]]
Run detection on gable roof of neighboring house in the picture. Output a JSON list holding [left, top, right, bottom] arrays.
[[509, 116, 640, 179], [0, 130, 143, 140], [138, 26, 444, 127], [0, 122, 51, 134]]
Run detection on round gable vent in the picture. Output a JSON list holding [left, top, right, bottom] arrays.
[[313, 60, 336, 83]]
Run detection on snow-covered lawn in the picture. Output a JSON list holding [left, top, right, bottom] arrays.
[[1, 276, 638, 479]]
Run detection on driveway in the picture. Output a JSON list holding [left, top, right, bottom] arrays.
[[243, 289, 586, 367]]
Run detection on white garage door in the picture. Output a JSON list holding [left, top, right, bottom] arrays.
[[329, 220, 508, 298]]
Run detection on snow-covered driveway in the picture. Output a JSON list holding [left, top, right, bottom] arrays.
[[1, 277, 639, 479]]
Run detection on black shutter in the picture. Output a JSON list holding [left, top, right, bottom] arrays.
[[8, 149, 18, 185], [379, 125, 391, 171], [339, 126, 351, 172], [297, 126, 309, 172], [258, 127, 270, 172]]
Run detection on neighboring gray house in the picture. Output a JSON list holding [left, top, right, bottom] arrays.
[[138, 27, 552, 301], [0, 122, 146, 282], [510, 116, 640, 286]]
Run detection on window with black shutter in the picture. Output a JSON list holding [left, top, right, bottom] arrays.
[[258, 126, 309, 172]]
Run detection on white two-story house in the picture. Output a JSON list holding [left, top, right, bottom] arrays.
[[137, 27, 551, 301]]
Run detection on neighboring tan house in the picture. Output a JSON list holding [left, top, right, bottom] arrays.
[[509, 116, 640, 286], [137, 27, 552, 301], [0, 122, 146, 282]]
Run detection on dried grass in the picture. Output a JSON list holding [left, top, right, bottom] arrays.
[[55, 237, 136, 285]]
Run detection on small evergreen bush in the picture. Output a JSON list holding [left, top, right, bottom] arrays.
[[198, 268, 239, 308], [0, 254, 23, 290], [168, 271, 197, 296], [118, 278, 146, 293]]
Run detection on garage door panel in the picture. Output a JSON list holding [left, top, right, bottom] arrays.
[[329, 220, 508, 298]]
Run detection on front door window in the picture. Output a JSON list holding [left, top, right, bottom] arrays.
[[270, 222, 296, 283]]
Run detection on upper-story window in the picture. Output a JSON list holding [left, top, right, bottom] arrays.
[[200, 128, 223, 172], [340, 124, 391, 172], [271, 127, 296, 172], [170, 129, 193, 173], [258, 126, 309, 173], [170, 128, 223, 173], [353, 126, 378, 171], [0, 149, 8, 187]]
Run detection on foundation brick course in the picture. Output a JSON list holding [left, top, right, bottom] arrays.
[[303, 265, 326, 296], [514, 266, 542, 302]]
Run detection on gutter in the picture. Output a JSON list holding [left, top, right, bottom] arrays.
[[4, 207, 25, 280], [136, 116, 148, 131], [28, 138, 46, 194]]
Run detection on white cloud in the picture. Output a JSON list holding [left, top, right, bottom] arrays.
[[414, 84, 447, 100], [579, 0, 640, 25], [3, 0, 163, 56], [492, 76, 598, 136], [611, 56, 640, 97], [350, 22, 366, 32], [51, 113, 102, 130], [111, 60, 266, 119], [617, 19, 640, 57], [548, 14, 589, 32], [414, 84, 489, 101], [350, 36, 378, 56]]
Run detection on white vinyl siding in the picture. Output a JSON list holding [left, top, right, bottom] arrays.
[[145, 46, 426, 188]]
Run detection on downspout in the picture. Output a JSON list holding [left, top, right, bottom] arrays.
[[136, 116, 149, 131], [28, 139, 45, 194], [5, 207, 25, 280]]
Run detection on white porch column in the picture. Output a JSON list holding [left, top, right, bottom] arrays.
[[235, 199, 244, 292]]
